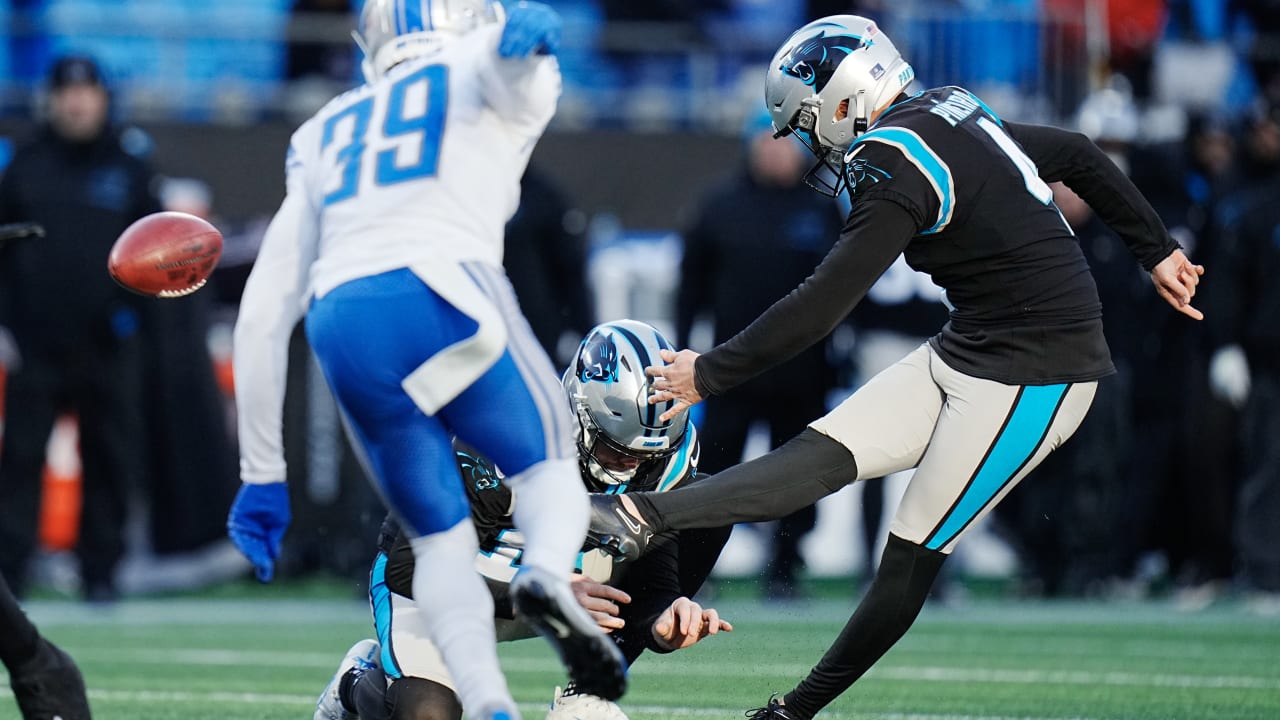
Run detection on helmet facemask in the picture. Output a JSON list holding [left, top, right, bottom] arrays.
[[574, 404, 677, 493]]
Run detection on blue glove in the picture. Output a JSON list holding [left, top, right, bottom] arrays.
[[499, 2, 562, 58], [227, 482, 291, 583]]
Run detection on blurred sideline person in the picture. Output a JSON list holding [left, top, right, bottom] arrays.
[[226, 3, 627, 718], [143, 177, 240, 560], [503, 167, 595, 366], [586, 15, 1205, 718], [676, 109, 842, 600], [0, 573, 92, 719], [314, 321, 732, 720], [0, 55, 160, 602], [1208, 120, 1280, 610]]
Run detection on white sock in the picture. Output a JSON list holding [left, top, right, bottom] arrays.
[[409, 520, 520, 719], [505, 457, 589, 572]]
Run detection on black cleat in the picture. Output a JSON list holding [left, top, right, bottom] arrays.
[[510, 566, 628, 701], [10, 638, 92, 720], [745, 695, 795, 719], [583, 494, 653, 562]]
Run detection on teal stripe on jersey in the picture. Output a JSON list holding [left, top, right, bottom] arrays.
[[924, 384, 1068, 551], [858, 127, 955, 234]]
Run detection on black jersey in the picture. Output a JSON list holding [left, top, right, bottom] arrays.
[[376, 431, 726, 661], [694, 86, 1179, 391]]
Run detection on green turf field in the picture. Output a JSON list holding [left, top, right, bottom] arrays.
[[5, 595, 1279, 719]]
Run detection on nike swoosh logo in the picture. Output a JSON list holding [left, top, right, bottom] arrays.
[[614, 507, 643, 535]]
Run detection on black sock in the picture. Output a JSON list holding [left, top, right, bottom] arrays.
[[346, 666, 392, 720], [630, 428, 857, 533], [782, 534, 946, 718], [0, 574, 40, 671]]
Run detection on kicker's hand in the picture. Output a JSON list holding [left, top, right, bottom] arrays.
[[570, 575, 631, 632], [1150, 249, 1205, 320], [645, 348, 703, 423], [651, 597, 732, 651]]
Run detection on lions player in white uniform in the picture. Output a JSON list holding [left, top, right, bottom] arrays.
[[226, 2, 626, 718], [314, 321, 733, 720]]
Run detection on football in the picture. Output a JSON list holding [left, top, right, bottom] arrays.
[[108, 211, 223, 298]]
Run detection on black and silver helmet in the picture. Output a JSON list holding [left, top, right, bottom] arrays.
[[765, 15, 914, 196], [562, 320, 689, 491]]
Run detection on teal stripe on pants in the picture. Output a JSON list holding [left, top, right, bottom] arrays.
[[924, 383, 1068, 551]]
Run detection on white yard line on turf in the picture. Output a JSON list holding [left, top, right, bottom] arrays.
[[62, 647, 1280, 691], [0, 688, 1102, 720]]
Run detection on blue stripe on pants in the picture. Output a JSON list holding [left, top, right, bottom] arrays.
[[306, 268, 560, 536], [369, 553, 401, 678], [924, 383, 1069, 551]]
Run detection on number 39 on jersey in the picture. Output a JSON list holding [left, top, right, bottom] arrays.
[[321, 64, 449, 207]]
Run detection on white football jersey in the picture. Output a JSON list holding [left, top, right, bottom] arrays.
[[234, 23, 559, 485], [292, 23, 560, 299]]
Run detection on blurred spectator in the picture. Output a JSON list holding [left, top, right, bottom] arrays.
[[287, 0, 356, 83], [1128, 106, 1242, 603], [144, 177, 238, 557], [0, 55, 158, 601], [675, 111, 842, 600], [503, 167, 595, 366], [1207, 106, 1280, 610]]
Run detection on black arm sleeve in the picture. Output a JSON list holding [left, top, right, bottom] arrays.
[[693, 199, 917, 397], [1006, 121, 1179, 271]]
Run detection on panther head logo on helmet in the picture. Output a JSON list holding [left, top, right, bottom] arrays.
[[779, 29, 868, 93], [576, 331, 620, 384]]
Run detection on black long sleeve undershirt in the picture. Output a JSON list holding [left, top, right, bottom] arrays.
[[693, 199, 918, 398], [1005, 122, 1179, 272]]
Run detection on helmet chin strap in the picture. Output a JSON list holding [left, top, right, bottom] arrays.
[[853, 90, 869, 136]]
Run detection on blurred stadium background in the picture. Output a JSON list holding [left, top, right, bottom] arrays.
[[1, 0, 1279, 717]]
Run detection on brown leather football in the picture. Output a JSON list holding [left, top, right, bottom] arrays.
[[108, 211, 223, 298]]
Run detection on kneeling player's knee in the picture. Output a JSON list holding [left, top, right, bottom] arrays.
[[386, 677, 463, 720]]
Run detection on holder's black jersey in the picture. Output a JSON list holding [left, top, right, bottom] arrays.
[[376, 431, 726, 662], [695, 86, 1179, 391]]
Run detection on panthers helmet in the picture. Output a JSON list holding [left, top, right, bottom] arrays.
[[562, 320, 689, 492], [354, 0, 504, 83], [765, 15, 914, 195]]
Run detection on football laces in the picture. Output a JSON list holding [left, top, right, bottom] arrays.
[[155, 278, 208, 299]]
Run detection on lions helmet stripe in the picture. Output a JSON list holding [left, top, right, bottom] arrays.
[[857, 127, 955, 234], [403, 0, 428, 33]]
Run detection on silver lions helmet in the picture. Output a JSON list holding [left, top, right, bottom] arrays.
[[562, 320, 690, 492], [355, 0, 504, 83], [765, 15, 914, 196]]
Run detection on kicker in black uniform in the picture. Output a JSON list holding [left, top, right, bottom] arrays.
[[585, 15, 1205, 720]]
